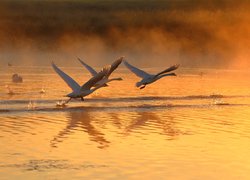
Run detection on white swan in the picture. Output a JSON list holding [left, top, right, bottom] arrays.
[[52, 62, 109, 104], [124, 61, 179, 89], [78, 57, 124, 87], [12, 73, 23, 83]]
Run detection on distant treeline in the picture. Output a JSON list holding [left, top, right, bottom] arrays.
[[0, 0, 247, 47], [0, 0, 249, 68]]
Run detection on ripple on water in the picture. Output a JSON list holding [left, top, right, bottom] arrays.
[[0, 159, 108, 172], [1, 68, 250, 179]]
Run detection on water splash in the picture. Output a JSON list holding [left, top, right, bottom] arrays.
[[39, 88, 46, 94], [56, 100, 67, 108], [27, 100, 37, 110], [5, 85, 14, 95], [212, 98, 230, 106]]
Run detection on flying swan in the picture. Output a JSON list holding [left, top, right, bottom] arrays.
[[78, 57, 124, 87], [52, 62, 114, 104], [123, 61, 179, 89]]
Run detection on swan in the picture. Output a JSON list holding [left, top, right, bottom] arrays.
[[12, 73, 23, 83], [123, 61, 179, 89], [78, 57, 124, 87], [52, 62, 110, 104]]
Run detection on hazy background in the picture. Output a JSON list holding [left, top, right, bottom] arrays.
[[0, 0, 249, 68]]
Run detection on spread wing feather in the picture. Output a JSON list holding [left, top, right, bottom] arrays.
[[123, 61, 151, 78], [106, 57, 123, 78], [78, 58, 98, 76], [52, 62, 81, 92]]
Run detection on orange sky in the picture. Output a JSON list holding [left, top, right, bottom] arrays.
[[0, 0, 249, 69]]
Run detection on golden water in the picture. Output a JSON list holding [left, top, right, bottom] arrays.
[[0, 66, 250, 179]]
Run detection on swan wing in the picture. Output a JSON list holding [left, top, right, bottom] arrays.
[[52, 62, 81, 92], [81, 68, 108, 91], [154, 64, 180, 77], [123, 60, 151, 78], [106, 56, 123, 77], [78, 57, 98, 76]]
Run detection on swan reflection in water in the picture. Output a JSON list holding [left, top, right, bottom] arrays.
[[124, 111, 182, 139], [51, 110, 110, 149], [51, 110, 184, 148]]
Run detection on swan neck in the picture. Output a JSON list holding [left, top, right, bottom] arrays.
[[158, 73, 176, 78], [108, 77, 122, 82]]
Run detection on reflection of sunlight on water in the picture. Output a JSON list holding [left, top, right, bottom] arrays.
[[0, 67, 250, 179]]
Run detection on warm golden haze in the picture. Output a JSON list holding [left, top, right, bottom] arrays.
[[0, 0, 250, 68], [0, 1, 250, 179], [1, 66, 250, 179]]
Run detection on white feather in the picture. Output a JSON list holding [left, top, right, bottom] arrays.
[[52, 62, 81, 92]]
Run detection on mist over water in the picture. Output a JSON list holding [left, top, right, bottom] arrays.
[[0, 0, 249, 68]]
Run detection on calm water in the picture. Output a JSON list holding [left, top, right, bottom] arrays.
[[1, 66, 250, 179]]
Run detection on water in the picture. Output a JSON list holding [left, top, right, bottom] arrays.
[[1, 66, 250, 179]]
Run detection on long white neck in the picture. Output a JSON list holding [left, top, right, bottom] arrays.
[[91, 83, 106, 92], [156, 73, 176, 80], [91, 77, 122, 92], [107, 77, 122, 82]]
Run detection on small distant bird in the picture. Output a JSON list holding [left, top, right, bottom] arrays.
[[78, 57, 123, 87], [199, 72, 204, 78], [39, 88, 46, 94], [124, 61, 179, 89], [52, 61, 121, 104], [8, 63, 12, 67], [12, 74, 23, 83]]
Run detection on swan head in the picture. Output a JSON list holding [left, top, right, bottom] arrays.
[[168, 72, 176, 76], [161, 72, 176, 77], [116, 77, 123, 81], [107, 77, 123, 82]]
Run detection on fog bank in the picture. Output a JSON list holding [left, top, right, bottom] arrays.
[[0, 0, 249, 69]]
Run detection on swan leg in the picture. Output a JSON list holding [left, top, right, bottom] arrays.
[[140, 85, 146, 89], [65, 98, 72, 104]]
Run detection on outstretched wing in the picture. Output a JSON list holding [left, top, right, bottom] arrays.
[[154, 64, 180, 77], [78, 57, 98, 76], [106, 56, 123, 78], [123, 60, 151, 78], [81, 68, 108, 91], [52, 62, 81, 92]]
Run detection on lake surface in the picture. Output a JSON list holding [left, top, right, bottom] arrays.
[[1, 65, 250, 179]]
